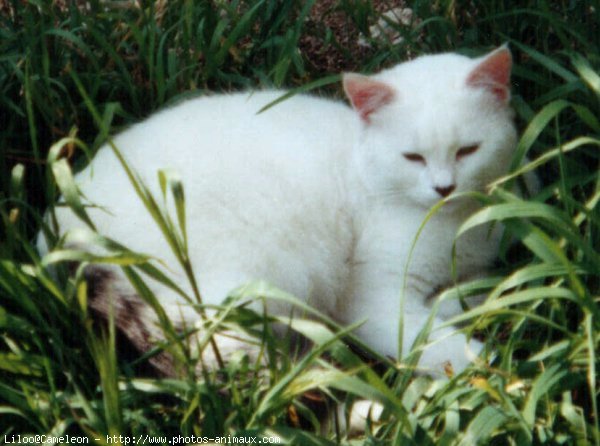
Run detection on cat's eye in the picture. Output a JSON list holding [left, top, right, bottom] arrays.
[[456, 144, 480, 160], [403, 153, 426, 164]]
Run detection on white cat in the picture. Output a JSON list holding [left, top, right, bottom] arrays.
[[40, 47, 516, 376]]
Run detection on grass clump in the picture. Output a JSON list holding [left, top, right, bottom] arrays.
[[1, 0, 599, 444]]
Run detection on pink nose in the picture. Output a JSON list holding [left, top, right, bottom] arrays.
[[435, 184, 456, 197]]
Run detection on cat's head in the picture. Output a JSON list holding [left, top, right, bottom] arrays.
[[343, 46, 517, 210]]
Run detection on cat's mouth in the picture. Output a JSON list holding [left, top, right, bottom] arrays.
[[423, 194, 468, 213]]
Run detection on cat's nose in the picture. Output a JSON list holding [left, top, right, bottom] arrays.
[[435, 184, 456, 197]]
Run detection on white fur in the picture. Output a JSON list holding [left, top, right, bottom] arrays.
[[42, 49, 517, 374]]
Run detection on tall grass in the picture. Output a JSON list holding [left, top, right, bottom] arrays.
[[1, 0, 598, 444]]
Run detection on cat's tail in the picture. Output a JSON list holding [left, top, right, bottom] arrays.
[[80, 264, 268, 377], [82, 264, 178, 376]]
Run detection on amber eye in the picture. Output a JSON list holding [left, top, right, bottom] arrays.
[[403, 153, 426, 164], [456, 144, 480, 160]]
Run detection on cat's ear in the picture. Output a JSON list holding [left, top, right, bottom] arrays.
[[343, 73, 395, 122], [466, 46, 512, 104]]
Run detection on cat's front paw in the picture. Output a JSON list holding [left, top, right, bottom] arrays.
[[336, 400, 384, 436]]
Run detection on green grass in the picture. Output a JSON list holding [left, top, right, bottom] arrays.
[[1, 0, 599, 444]]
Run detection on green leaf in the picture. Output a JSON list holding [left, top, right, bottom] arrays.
[[446, 286, 577, 326], [571, 52, 600, 99], [523, 363, 568, 427], [50, 159, 96, 230], [511, 99, 571, 171], [458, 405, 509, 446]]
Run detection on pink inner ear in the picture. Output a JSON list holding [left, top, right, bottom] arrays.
[[343, 74, 395, 122], [467, 48, 512, 103]]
